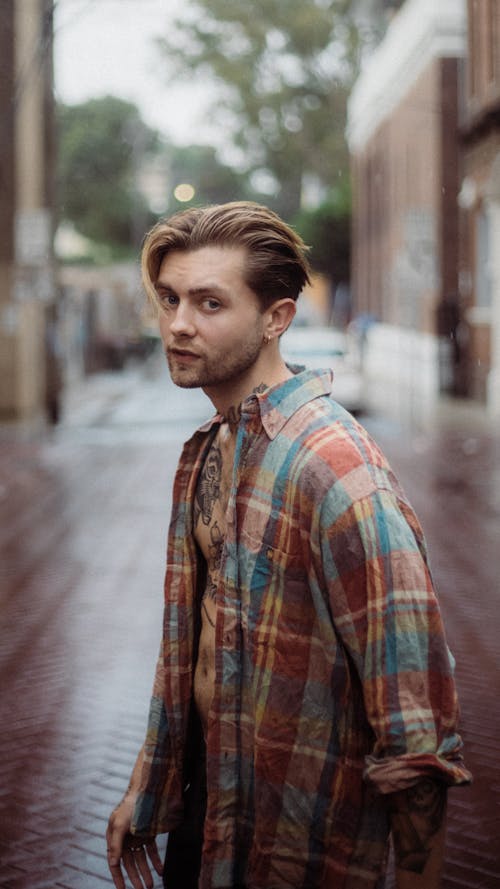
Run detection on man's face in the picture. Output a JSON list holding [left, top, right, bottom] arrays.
[[155, 246, 266, 392]]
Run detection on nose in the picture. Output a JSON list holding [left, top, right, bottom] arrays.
[[169, 302, 196, 338]]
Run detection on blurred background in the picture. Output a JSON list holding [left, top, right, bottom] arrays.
[[2, 0, 499, 428], [1, 1, 499, 888]]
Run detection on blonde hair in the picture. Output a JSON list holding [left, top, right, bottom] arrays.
[[142, 201, 311, 310]]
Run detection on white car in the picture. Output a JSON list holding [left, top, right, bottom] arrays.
[[281, 325, 365, 413]]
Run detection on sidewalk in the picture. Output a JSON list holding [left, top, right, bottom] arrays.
[[0, 367, 182, 888], [362, 401, 500, 889], [0, 367, 499, 887]]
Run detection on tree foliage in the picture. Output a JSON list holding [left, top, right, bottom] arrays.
[[293, 193, 351, 283], [56, 97, 266, 259], [167, 144, 248, 211], [157, 0, 363, 218], [56, 96, 159, 256]]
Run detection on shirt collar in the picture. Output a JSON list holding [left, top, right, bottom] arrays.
[[194, 368, 333, 441], [245, 368, 333, 440]]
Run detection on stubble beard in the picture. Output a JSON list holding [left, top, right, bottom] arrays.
[[167, 331, 264, 390]]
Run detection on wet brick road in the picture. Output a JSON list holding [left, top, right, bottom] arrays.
[[0, 365, 499, 888]]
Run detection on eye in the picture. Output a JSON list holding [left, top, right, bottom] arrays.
[[204, 298, 221, 311], [158, 291, 178, 308]]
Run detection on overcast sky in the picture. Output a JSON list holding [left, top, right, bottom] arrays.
[[53, 0, 215, 146]]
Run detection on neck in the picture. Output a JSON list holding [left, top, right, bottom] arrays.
[[224, 402, 243, 434], [221, 383, 269, 433], [204, 356, 292, 428]]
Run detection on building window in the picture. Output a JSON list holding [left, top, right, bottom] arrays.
[[491, 0, 500, 84], [468, 0, 479, 98], [475, 208, 492, 307], [486, 0, 496, 84]]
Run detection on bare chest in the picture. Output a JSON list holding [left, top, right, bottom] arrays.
[[193, 424, 236, 733]]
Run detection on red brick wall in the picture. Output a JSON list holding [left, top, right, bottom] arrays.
[[351, 58, 460, 337], [458, 1, 500, 399]]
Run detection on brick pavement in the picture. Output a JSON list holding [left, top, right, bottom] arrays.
[[0, 370, 499, 888], [365, 407, 500, 889], [0, 428, 173, 887]]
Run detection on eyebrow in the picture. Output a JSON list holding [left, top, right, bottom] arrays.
[[155, 282, 230, 298]]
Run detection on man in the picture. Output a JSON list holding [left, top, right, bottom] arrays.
[[106, 202, 470, 889]]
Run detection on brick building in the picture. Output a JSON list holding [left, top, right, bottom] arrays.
[[347, 0, 468, 413], [458, 0, 500, 414]]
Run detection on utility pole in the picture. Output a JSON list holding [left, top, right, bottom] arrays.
[[0, 0, 57, 428]]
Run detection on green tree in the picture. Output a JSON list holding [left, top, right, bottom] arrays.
[[293, 185, 351, 283], [157, 0, 363, 219], [56, 96, 159, 257]]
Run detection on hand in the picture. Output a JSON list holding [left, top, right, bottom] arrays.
[[390, 779, 447, 889], [106, 794, 163, 889]]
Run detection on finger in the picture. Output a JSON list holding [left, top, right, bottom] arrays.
[[106, 853, 127, 889], [106, 825, 126, 889], [134, 846, 156, 889], [123, 848, 147, 889], [106, 819, 125, 889], [145, 840, 163, 876]]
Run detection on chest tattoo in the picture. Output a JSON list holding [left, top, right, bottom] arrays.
[[194, 443, 223, 527], [194, 438, 229, 609], [206, 521, 224, 601]]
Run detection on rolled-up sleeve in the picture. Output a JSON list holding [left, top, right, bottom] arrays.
[[316, 481, 472, 794]]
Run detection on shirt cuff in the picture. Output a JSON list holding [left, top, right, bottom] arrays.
[[364, 749, 472, 794]]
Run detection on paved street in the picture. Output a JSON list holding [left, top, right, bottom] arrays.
[[0, 360, 499, 888]]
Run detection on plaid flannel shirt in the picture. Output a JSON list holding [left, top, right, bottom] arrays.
[[132, 369, 470, 888]]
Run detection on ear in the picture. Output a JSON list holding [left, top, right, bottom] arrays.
[[264, 298, 296, 340]]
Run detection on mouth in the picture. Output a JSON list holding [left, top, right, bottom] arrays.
[[168, 347, 200, 362]]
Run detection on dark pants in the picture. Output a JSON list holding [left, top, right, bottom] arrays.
[[163, 734, 207, 889]]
